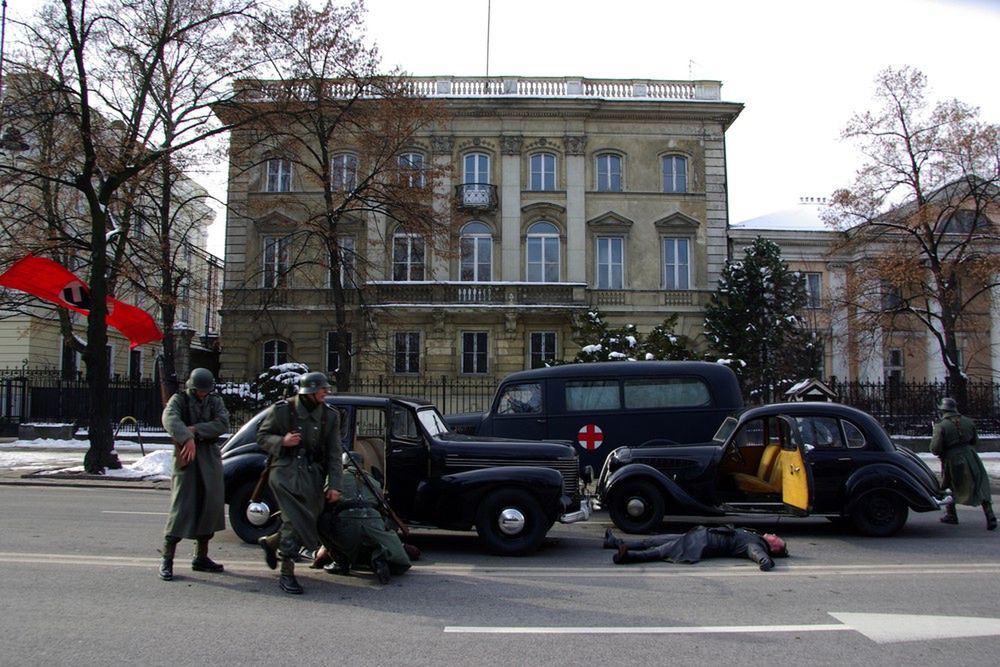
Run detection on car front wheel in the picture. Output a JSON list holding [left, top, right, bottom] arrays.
[[850, 491, 909, 537], [475, 488, 548, 556], [228, 478, 281, 544], [608, 479, 665, 533]]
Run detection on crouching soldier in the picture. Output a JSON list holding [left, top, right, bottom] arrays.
[[313, 453, 411, 584]]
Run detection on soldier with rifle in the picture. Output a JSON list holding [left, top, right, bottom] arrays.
[[256, 372, 343, 595], [312, 452, 412, 584]]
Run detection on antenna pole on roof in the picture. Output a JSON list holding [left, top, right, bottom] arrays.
[[484, 0, 492, 91]]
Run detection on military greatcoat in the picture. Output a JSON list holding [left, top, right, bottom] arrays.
[[162, 386, 230, 539], [930, 410, 992, 506], [318, 467, 411, 574], [258, 396, 343, 557]]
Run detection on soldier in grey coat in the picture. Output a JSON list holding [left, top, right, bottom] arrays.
[[931, 397, 996, 530], [159, 368, 231, 581], [256, 372, 343, 594]]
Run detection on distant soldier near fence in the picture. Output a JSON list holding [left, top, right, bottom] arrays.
[[931, 397, 996, 531]]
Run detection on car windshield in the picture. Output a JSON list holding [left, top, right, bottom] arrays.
[[713, 416, 738, 444], [416, 406, 451, 437]]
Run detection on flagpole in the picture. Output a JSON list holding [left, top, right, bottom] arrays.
[[485, 0, 491, 89]]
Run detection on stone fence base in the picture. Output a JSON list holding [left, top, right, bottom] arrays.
[[18, 424, 76, 440]]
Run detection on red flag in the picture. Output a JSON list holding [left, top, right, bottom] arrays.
[[0, 254, 163, 349]]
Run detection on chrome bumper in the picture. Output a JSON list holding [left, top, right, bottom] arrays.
[[559, 496, 593, 524]]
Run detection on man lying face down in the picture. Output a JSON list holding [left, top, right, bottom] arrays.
[[604, 524, 788, 571]]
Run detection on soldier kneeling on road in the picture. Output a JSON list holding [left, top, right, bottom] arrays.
[[312, 452, 412, 584]]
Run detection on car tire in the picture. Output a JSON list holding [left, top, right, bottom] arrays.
[[608, 479, 665, 534], [228, 478, 281, 544], [850, 491, 909, 537], [474, 488, 548, 556]]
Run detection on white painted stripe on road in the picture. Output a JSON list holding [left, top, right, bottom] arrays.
[[101, 510, 168, 515], [1, 553, 999, 579], [445, 624, 850, 635]]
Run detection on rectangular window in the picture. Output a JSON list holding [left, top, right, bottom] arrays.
[[262, 339, 288, 369], [596, 236, 624, 289], [565, 380, 621, 412], [329, 236, 357, 288], [885, 348, 904, 384], [394, 332, 420, 373], [805, 272, 822, 309], [263, 236, 290, 288], [398, 152, 425, 188], [392, 234, 425, 281], [623, 378, 711, 409], [596, 154, 622, 192], [326, 331, 353, 375], [129, 349, 142, 382], [529, 332, 557, 369], [331, 154, 358, 191], [662, 155, 687, 193], [661, 238, 690, 290], [529, 153, 556, 191], [461, 332, 489, 374], [265, 158, 292, 192]]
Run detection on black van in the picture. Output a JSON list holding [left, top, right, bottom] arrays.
[[446, 361, 744, 474]]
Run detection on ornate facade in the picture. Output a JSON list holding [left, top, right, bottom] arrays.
[[217, 76, 743, 381]]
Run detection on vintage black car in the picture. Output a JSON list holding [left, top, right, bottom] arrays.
[[222, 394, 591, 556], [597, 402, 949, 537]]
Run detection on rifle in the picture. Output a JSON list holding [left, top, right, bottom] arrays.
[[334, 429, 410, 537]]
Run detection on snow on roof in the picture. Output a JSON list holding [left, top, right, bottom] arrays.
[[733, 198, 832, 231]]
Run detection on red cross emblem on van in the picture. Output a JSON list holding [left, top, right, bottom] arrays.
[[577, 423, 604, 450]]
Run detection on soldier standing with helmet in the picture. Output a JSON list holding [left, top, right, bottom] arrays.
[[931, 397, 997, 530], [256, 372, 343, 594], [159, 368, 231, 581]]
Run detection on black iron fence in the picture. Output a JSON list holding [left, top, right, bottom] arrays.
[[3, 367, 999, 438], [0, 370, 161, 437]]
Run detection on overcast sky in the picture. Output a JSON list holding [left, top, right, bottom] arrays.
[[9, 1, 1000, 255], [359, 0, 1000, 226]]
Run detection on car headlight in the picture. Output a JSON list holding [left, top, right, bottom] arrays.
[[611, 447, 632, 465]]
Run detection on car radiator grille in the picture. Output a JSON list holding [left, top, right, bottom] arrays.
[[445, 458, 580, 497]]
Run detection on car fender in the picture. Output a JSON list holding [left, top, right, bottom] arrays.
[[415, 466, 565, 529], [844, 463, 942, 513], [602, 463, 723, 516], [222, 451, 267, 502]]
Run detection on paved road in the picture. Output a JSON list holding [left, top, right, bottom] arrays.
[[1, 483, 998, 666]]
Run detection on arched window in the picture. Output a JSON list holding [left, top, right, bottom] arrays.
[[460, 221, 492, 282], [662, 155, 688, 193], [529, 152, 557, 191], [262, 339, 288, 370], [392, 230, 425, 281], [331, 153, 358, 191], [526, 221, 560, 283], [595, 153, 622, 192]]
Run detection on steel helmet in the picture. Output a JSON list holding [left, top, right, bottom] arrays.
[[188, 368, 215, 392], [297, 371, 331, 395]]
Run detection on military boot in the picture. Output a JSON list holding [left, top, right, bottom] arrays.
[[984, 502, 997, 531], [940, 503, 959, 524], [159, 536, 179, 581], [372, 556, 391, 585], [258, 533, 279, 570], [192, 536, 224, 572], [603, 528, 623, 550], [279, 557, 304, 595]]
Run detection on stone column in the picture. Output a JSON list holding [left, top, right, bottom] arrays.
[[564, 135, 587, 283], [992, 283, 1000, 379], [500, 135, 523, 281], [926, 296, 946, 381], [173, 324, 196, 381], [430, 135, 455, 282], [827, 263, 850, 381]]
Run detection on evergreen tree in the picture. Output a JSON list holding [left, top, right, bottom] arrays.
[[567, 309, 695, 363], [704, 237, 814, 401]]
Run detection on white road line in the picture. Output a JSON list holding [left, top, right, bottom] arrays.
[[445, 624, 850, 635], [101, 510, 168, 515]]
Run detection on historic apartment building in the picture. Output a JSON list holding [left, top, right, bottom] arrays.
[[732, 197, 1000, 384], [217, 76, 744, 381]]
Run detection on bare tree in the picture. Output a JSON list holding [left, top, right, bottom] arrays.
[[1, 0, 256, 472], [826, 66, 1000, 404], [221, 0, 448, 390]]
